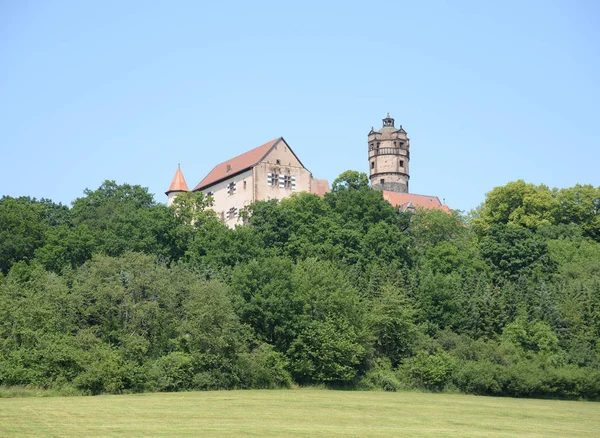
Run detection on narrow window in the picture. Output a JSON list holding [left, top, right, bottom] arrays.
[[243, 180, 247, 190], [371, 161, 375, 169], [377, 142, 380, 149], [380, 179, 385, 185], [399, 160, 404, 167]]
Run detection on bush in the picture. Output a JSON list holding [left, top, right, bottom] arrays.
[[357, 358, 402, 392], [236, 343, 292, 389], [149, 352, 194, 392], [400, 351, 455, 391], [452, 360, 505, 395]]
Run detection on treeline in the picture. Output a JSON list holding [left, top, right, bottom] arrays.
[[0, 173, 599, 399]]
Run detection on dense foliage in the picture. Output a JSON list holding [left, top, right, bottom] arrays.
[[1, 176, 599, 399]]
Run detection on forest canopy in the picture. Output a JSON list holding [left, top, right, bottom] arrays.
[[1, 176, 599, 399]]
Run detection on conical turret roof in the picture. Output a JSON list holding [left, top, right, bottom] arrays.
[[166, 166, 189, 195]]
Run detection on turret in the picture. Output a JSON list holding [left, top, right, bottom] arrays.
[[165, 165, 189, 206], [368, 113, 410, 193]]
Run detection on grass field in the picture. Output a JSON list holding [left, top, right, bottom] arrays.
[[0, 388, 598, 437]]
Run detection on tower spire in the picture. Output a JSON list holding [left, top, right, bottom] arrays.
[[166, 166, 189, 205]]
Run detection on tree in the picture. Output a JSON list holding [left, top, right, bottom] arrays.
[[555, 184, 600, 240], [169, 191, 215, 226], [0, 197, 69, 274], [472, 180, 559, 235], [331, 170, 370, 192], [478, 224, 553, 281]]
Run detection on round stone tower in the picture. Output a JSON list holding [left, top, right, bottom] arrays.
[[368, 113, 410, 193]]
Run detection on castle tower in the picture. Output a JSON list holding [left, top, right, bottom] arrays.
[[165, 165, 189, 206], [368, 113, 410, 193]]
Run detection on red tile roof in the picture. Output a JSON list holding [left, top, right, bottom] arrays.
[[165, 166, 189, 194], [311, 178, 330, 197], [193, 137, 282, 191], [382, 191, 451, 213]]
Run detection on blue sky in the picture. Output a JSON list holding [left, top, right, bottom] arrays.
[[1, 0, 599, 212]]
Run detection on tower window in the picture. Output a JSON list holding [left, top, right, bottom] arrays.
[[377, 142, 380, 149], [371, 161, 375, 169], [400, 160, 404, 167], [369, 144, 374, 151], [380, 179, 385, 185]]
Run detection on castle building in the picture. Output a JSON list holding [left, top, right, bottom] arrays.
[[166, 137, 329, 226], [166, 114, 449, 224], [368, 113, 410, 193]]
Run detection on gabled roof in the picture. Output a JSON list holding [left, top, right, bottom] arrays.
[[165, 166, 189, 194], [193, 137, 297, 191], [382, 191, 451, 213]]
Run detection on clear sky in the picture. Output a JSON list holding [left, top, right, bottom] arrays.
[[1, 0, 599, 212]]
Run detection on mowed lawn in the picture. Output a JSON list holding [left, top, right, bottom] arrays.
[[0, 389, 598, 437]]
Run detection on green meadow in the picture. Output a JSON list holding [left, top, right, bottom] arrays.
[[0, 389, 598, 437]]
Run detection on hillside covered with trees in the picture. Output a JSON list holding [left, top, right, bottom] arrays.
[[1, 172, 599, 399]]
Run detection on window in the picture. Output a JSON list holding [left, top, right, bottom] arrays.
[[243, 181, 247, 190], [393, 141, 396, 147], [207, 191, 214, 198], [279, 174, 292, 188], [276, 159, 281, 165], [369, 143, 374, 151], [377, 142, 380, 150], [227, 181, 236, 196], [227, 206, 238, 220], [268, 173, 279, 187], [399, 160, 404, 168], [380, 179, 385, 185], [371, 161, 375, 169]]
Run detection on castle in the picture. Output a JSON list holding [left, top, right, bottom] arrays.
[[166, 114, 449, 225]]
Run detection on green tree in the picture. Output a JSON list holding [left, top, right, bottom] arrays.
[[472, 180, 559, 234], [0, 197, 69, 274]]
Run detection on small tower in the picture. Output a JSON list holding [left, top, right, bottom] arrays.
[[165, 165, 189, 206], [368, 113, 410, 193]]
